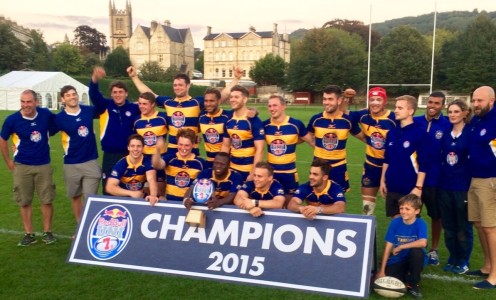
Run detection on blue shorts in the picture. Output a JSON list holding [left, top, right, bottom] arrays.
[[361, 163, 382, 188], [273, 172, 299, 194]]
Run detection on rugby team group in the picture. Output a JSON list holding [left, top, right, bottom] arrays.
[[1, 65, 495, 297]]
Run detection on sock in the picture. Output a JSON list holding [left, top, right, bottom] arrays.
[[362, 200, 376, 215]]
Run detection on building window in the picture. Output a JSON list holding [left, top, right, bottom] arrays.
[[255, 51, 260, 60], [35, 93, 42, 102], [229, 52, 233, 61], [215, 68, 219, 77], [214, 53, 219, 61], [208, 52, 213, 61], [214, 41, 219, 47], [243, 70, 247, 77], [228, 41, 233, 46], [137, 42, 143, 51], [249, 51, 253, 60], [221, 52, 226, 61], [158, 55, 163, 62], [221, 41, 226, 47], [116, 18, 123, 31], [222, 69, 226, 77], [229, 70, 233, 77], [46, 93, 52, 108]]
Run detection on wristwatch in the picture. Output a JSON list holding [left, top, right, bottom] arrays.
[[317, 206, 323, 214], [415, 186, 423, 190]]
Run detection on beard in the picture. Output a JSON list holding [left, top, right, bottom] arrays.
[[475, 104, 492, 117]]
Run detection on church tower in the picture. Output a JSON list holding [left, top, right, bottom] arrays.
[[109, 0, 133, 51]]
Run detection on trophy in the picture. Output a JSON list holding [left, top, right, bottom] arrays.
[[185, 178, 214, 228]]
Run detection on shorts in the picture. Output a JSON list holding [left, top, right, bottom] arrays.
[[468, 177, 496, 227], [273, 172, 299, 194], [63, 159, 101, 198], [328, 163, 349, 192], [361, 163, 382, 188], [421, 186, 441, 219], [13, 163, 55, 206], [385, 191, 406, 217], [156, 169, 166, 182]]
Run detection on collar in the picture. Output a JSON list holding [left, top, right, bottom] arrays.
[[313, 180, 331, 196]]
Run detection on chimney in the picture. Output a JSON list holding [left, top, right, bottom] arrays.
[[249, 26, 256, 32], [207, 26, 212, 36], [151, 20, 158, 34], [164, 20, 171, 27], [273, 23, 278, 33]]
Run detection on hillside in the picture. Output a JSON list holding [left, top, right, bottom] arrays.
[[289, 9, 496, 40]]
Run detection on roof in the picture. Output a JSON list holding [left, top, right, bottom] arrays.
[[162, 25, 189, 43], [204, 31, 274, 40]]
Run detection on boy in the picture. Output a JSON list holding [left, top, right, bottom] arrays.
[[376, 194, 427, 298]]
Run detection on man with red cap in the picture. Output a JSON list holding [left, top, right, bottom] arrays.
[[343, 87, 397, 215]]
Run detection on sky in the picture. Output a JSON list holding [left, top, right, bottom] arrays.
[[2, 0, 496, 48]]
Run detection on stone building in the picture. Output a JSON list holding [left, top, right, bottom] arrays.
[[0, 16, 32, 45], [203, 24, 290, 80], [109, 0, 194, 73]]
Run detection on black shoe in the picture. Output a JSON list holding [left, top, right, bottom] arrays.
[[466, 269, 489, 277], [407, 284, 422, 298], [18, 233, 37, 246]]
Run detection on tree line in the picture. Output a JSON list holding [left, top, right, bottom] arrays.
[[1, 12, 496, 95]]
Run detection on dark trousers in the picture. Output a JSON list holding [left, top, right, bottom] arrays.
[[386, 248, 425, 286], [102, 151, 127, 195], [439, 189, 473, 266]]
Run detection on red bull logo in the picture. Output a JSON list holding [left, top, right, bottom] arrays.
[[270, 139, 287, 156], [175, 171, 191, 187], [323, 133, 338, 150], [171, 111, 186, 127], [88, 205, 132, 261], [370, 132, 385, 149], [205, 128, 220, 143]]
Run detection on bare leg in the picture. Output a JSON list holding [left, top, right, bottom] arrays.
[[20, 205, 33, 233], [474, 221, 491, 273], [40, 203, 53, 232], [72, 195, 83, 223], [482, 226, 496, 284]]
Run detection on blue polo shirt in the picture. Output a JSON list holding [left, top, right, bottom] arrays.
[[414, 113, 451, 187], [469, 106, 496, 178]]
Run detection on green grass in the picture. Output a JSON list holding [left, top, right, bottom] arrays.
[[0, 105, 493, 299]]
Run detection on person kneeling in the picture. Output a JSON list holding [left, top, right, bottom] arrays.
[[106, 134, 159, 206], [376, 194, 428, 298], [234, 162, 285, 217]]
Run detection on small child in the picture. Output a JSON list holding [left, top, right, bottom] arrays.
[[376, 194, 428, 298]]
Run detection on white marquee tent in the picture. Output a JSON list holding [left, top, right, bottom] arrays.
[[0, 71, 89, 110]]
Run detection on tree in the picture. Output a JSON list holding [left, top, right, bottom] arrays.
[[194, 50, 204, 72], [0, 23, 28, 71], [370, 26, 431, 95], [139, 61, 166, 82], [249, 53, 287, 86], [437, 14, 496, 92], [73, 25, 108, 56], [52, 43, 82, 74], [322, 19, 382, 49], [26, 30, 51, 70], [104, 47, 131, 77], [163, 65, 181, 82], [287, 28, 367, 91]]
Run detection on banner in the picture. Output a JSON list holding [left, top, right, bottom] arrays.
[[68, 196, 376, 298]]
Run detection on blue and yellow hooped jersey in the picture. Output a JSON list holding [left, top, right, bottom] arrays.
[[162, 153, 206, 201], [109, 155, 154, 191], [134, 111, 168, 155], [293, 180, 346, 206], [307, 111, 360, 164], [156, 96, 204, 150], [199, 109, 232, 162], [223, 115, 265, 173], [350, 109, 396, 167], [263, 116, 308, 173]]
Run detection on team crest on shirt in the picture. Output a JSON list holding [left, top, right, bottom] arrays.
[[231, 133, 242, 149], [143, 131, 156, 146], [125, 111, 132, 117], [447, 152, 458, 166], [78, 125, 89, 137], [480, 129, 487, 136], [322, 133, 338, 150], [30, 130, 42, 143], [205, 128, 220, 143], [370, 132, 385, 149], [270, 139, 287, 155], [403, 141, 410, 148], [126, 179, 143, 191], [171, 111, 186, 127], [435, 130, 443, 139], [277, 188, 284, 195], [175, 171, 190, 187]]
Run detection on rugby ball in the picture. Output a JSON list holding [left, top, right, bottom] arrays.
[[373, 276, 406, 298]]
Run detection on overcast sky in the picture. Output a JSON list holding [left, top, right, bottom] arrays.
[[2, 0, 496, 48]]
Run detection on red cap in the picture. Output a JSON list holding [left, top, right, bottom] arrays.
[[368, 87, 387, 103]]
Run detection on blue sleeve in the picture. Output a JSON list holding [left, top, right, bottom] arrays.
[[156, 95, 173, 108], [293, 183, 311, 201], [417, 132, 430, 173], [0, 115, 13, 140], [307, 115, 317, 133], [294, 118, 309, 137], [384, 219, 397, 244], [330, 183, 346, 202], [241, 181, 255, 193], [270, 181, 285, 196], [417, 219, 428, 240], [48, 111, 59, 136], [229, 171, 244, 193], [143, 156, 154, 172], [89, 81, 108, 115], [109, 159, 126, 180], [348, 114, 362, 136], [250, 117, 265, 141]]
